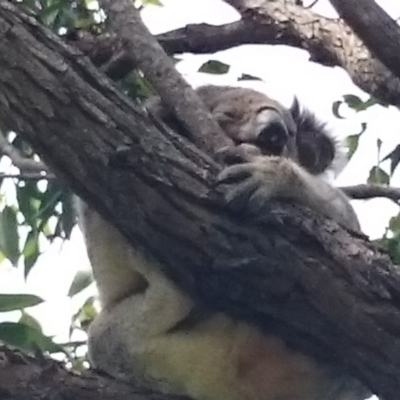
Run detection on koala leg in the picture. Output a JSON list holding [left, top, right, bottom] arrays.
[[78, 201, 194, 386], [88, 260, 194, 388]]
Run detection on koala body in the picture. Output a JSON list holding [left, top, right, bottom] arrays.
[[79, 85, 367, 400]]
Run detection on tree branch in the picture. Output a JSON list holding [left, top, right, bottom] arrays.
[[329, 0, 400, 81], [0, 173, 56, 180], [97, 0, 230, 155], [71, 0, 400, 107], [1, 2, 400, 399], [0, 131, 50, 173], [342, 184, 400, 204], [222, 0, 400, 106], [0, 346, 188, 400]]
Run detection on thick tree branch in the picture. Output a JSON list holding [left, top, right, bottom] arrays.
[[223, 0, 400, 106], [0, 346, 188, 400], [72, 0, 400, 107], [329, 0, 400, 81], [1, 2, 400, 399], [97, 0, 230, 154]]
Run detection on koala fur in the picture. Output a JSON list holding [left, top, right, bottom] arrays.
[[78, 85, 368, 400]]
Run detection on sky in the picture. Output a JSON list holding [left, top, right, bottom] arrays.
[[0, 2, 399, 397]]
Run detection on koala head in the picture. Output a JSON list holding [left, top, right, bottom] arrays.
[[196, 85, 337, 176], [197, 86, 298, 161]]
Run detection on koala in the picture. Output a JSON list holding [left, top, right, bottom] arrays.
[[151, 85, 359, 231], [78, 85, 368, 400]]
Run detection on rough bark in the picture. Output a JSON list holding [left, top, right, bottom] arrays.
[[329, 0, 400, 81], [71, 0, 400, 107], [1, 2, 400, 400], [0, 346, 188, 400], [224, 0, 400, 106], [97, 0, 229, 155]]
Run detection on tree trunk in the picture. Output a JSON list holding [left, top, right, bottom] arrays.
[[0, 2, 399, 399]]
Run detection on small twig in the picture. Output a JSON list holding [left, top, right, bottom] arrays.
[[0, 173, 56, 180], [341, 184, 400, 204], [304, 0, 319, 9], [0, 132, 50, 173]]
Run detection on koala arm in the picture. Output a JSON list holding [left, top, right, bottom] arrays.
[[218, 155, 360, 231]]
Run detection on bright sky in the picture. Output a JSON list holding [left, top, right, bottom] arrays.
[[0, 2, 399, 398]]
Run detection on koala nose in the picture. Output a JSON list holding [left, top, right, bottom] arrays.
[[257, 120, 289, 155]]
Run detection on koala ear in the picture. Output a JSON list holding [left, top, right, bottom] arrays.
[[290, 100, 336, 175]]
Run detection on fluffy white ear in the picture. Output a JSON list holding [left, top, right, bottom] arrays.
[[290, 97, 339, 176]]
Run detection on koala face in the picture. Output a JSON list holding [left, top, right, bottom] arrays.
[[197, 87, 298, 162], [196, 85, 336, 176]]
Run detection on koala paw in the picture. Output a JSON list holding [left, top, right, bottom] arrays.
[[217, 156, 293, 214]]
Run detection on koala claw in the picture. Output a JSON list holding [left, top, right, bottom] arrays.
[[217, 163, 254, 184], [223, 176, 260, 212], [218, 161, 280, 214], [217, 156, 294, 214]]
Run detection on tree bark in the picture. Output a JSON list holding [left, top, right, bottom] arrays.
[[0, 346, 188, 400], [224, 0, 400, 106], [72, 0, 400, 107], [329, 0, 400, 81], [1, 2, 400, 400]]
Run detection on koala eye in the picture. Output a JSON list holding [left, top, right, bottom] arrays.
[[223, 110, 237, 119], [256, 106, 276, 114]]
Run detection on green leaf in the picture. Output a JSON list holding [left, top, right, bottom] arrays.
[[68, 271, 93, 297], [142, 0, 163, 5], [380, 232, 400, 264], [346, 134, 360, 158], [37, 1, 64, 26], [382, 145, 400, 175], [0, 322, 63, 354], [22, 230, 40, 278], [198, 60, 230, 75], [0, 294, 43, 312], [342, 94, 384, 112], [0, 206, 20, 266], [237, 73, 262, 81], [16, 181, 41, 227], [19, 311, 43, 332], [37, 184, 62, 220], [389, 214, 400, 234], [71, 296, 97, 332], [343, 94, 364, 111], [367, 166, 390, 185], [124, 71, 156, 101], [0, 251, 6, 265], [332, 101, 345, 119]]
